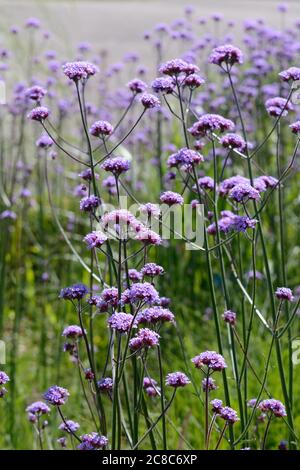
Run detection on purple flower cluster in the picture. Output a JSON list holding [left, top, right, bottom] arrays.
[[259, 399, 287, 417], [129, 328, 160, 350], [101, 157, 130, 175], [60, 283, 88, 300], [89, 120, 114, 137], [160, 191, 184, 206], [83, 231, 107, 249], [78, 433, 108, 450], [136, 306, 175, 325], [222, 310, 237, 326], [62, 325, 85, 339], [62, 61, 99, 81], [275, 287, 294, 302], [209, 44, 243, 67], [27, 106, 49, 121], [44, 385, 70, 406], [141, 263, 164, 277], [107, 312, 135, 333], [165, 372, 190, 388], [121, 282, 160, 305], [59, 420, 80, 433], [97, 377, 113, 393], [80, 195, 101, 212], [191, 351, 227, 371], [26, 401, 51, 416], [188, 114, 235, 136]]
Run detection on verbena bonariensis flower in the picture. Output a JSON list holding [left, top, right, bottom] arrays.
[[59, 420, 80, 433], [259, 399, 287, 417], [57, 437, 67, 448], [60, 283, 88, 300], [62, 325, 85, 339], [121, 282, 160, 305], [136, 306, 175, 325], [188, 114, 235, 137], [191, 351, 227, 371], [220, 133, 246, 151], [141, 263, 164, 277], [140, 92, 160, 108], [275, 287, 294, 302], [101, 157, 130, 175], [62, 61, 99, 81], [168, 148, 204, 168], [165, 372, 190, 387], [211, 399, 223, 414], [25, 85, 47, 102], [107, 312, 135, 333], [127, 78, 147, 93], [25, 17, 41, 28], [152, 77, 175, 94], [197, 176, 214, 191], [89, 120, 114, 137], [78, 433, 108, 450], [218, 175, 249, 197], [0, 371, 10, 385], [26, 401, 50, 416], [222, 310, 237, 326], [140, 203, 161, 218], [254, 176, 278, 191], [219, 406, 239, 424], [279, 66, 300, 82], [229, 183, 260, 203], [265, 97, 293, 117], [97, 377, 113, 393], [143, 377, 157, 389], [127, 269, 142, 282], [247, 398, 258, 408], [183, 73, 205, 89], [289, 121, 300, 134], [79, 195, 101, 212], [159, 58, 189, 76], [36, 134, 53, 148], [44, 385, 70, 406], [83, 231, 107, 249], [100, 287, 119, 307], [135, 229, 161, 245], [27, 106, 49, 121], [79, 168, 99, 181], [209, 44, 243, 68], [160, 191, 184, 206], [129, 328, 160, 350], [202, 377, 218, 391]]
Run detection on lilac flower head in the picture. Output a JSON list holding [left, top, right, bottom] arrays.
[[25, 17, 41, 28], [159, 58, 189, 76], [44, 385, 70, 406], [78, 433, 108, 450], [183, 74, 205, 89], [220, 133, 246, 151], [220, 406, 239, 424], [209, 44, 243, 67], [101, 157, 130, 175], [25, 85, 47, 102], [101, 287, 119, 307], [229, 183, 260, 203], [191, 351, 227, 371], [79, 168, 99, 181], [219, 175, 249, 197], [275, 287, 294, 302], [36, 134, 53, 148], [140, 203, 161, 217], [140, 93, 160, 108], [211, 399, 223, 413], [89, 120, 113, 137], [27, 106, 49, 121], [166, 372, 190, 388], [107, 312, 135, 333], [135, 229, 161, 246], [265, 97, 293, 117], [222, 310, 237, 326], [80, 195, 101, 212], [60, 283, 88, 301], [62, 325, 85, 339], [143, 377, 157, 388], [137, 306, 175, 325], [152, 77, 175, 94], [26, 401, 50, 417], [188, 114, 235, 136], [259, 399, 286, 417], [160, 191, 184, 206], [83, 231, 107, 249], [121, 282, 160, 305], [127, 269, 142, 282], [127, 78, 147, 94], [279, 67, 300, 82], [129, 328, 160, 350], [62, 61, 99, 81], [59, 420, 80, 433], [233, 216, 257, 233], [289, 121, 300, 134], [141, 263, 164, 277], [247, 398, 258, 408], [202, 377, 218, 391], [97, 377, 113, 393], [0, 371, 10, 385], [197, 176, 214, 191]]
